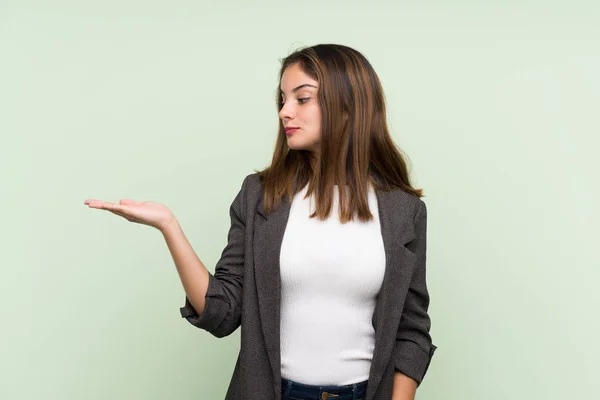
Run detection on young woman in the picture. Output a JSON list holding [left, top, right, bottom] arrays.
[[85, 44, 437, 400]]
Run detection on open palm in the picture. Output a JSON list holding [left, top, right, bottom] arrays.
[[84, 198, 175, 231]]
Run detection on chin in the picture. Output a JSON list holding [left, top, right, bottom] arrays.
[[287, 139, 317, 152], [286, 140, 305, 151], [288, 146, 304, 152]]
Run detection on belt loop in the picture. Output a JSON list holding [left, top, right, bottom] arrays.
[[352, 382, 358, 400]]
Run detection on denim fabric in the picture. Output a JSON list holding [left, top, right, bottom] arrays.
[[281, 378, 368, 400]]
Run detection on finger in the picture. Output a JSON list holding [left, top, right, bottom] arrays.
[[87, 201, 128, 213], [85, 200, 108, 209], [119, 199, 143, 206], [109, 210, 134, 221], [103, 203, 130, 213], [85, 200, 112, 209], [84, 199, 102, 205]]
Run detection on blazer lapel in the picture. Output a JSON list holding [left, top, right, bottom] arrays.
[[365, 188, 417, 400], [253, 193, 291, 391], [253, 186, 417, 400]]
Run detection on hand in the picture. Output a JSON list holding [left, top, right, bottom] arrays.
[[84, 198, 176, 231]]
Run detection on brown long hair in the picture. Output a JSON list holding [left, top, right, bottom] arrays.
[[255, 44, 423, 223]]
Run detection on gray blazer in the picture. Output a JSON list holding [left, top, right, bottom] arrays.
[[180, 173, 437, 400]]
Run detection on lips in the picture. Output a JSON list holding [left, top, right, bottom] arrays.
[[285, 127, 299, 134]]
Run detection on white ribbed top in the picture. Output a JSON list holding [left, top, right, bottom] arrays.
[[279, 183, 386, 386]]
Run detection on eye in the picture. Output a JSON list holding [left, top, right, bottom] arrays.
[[279, 98, 310, 108]]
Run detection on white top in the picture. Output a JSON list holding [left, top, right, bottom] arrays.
[[279, 183, 386, 385]]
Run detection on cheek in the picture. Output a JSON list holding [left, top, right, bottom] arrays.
[[309, 107, 321, 125]]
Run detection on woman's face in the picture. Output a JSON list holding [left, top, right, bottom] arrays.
[[279, 63, 321, 154]]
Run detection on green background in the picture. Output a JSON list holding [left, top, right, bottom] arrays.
[[1, 1, 598, 399]]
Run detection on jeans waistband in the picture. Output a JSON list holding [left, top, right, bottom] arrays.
[[281, 378, 368, 400]]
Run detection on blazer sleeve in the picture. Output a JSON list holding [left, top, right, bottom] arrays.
[[179, 174, 250, 338], [392, 199, 437, 386]]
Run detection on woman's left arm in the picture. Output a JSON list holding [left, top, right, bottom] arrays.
[[392, 370, 417, 400], [392, 199, 437, 396]]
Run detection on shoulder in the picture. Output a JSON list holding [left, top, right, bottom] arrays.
[[380, 186, 426, 222], [240, 172, 263, 195], [234, 172, 264, 211]]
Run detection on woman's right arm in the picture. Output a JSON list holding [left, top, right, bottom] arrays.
[[161, 219, 211, 318], [85, 175, 250, 337], [171, 175, 250, 337]]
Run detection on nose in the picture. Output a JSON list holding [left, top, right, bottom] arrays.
[[279, 101, 295, 121]]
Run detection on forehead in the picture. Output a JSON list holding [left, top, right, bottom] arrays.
[[280, 64, 318, 92]]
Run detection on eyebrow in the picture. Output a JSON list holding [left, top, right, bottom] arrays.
[[280, 83, 318, 95]]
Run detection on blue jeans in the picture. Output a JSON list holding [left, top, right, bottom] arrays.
[[280, 377, 368, 400]]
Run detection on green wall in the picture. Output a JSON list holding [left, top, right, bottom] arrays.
[[1, 1, 598, 399]]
